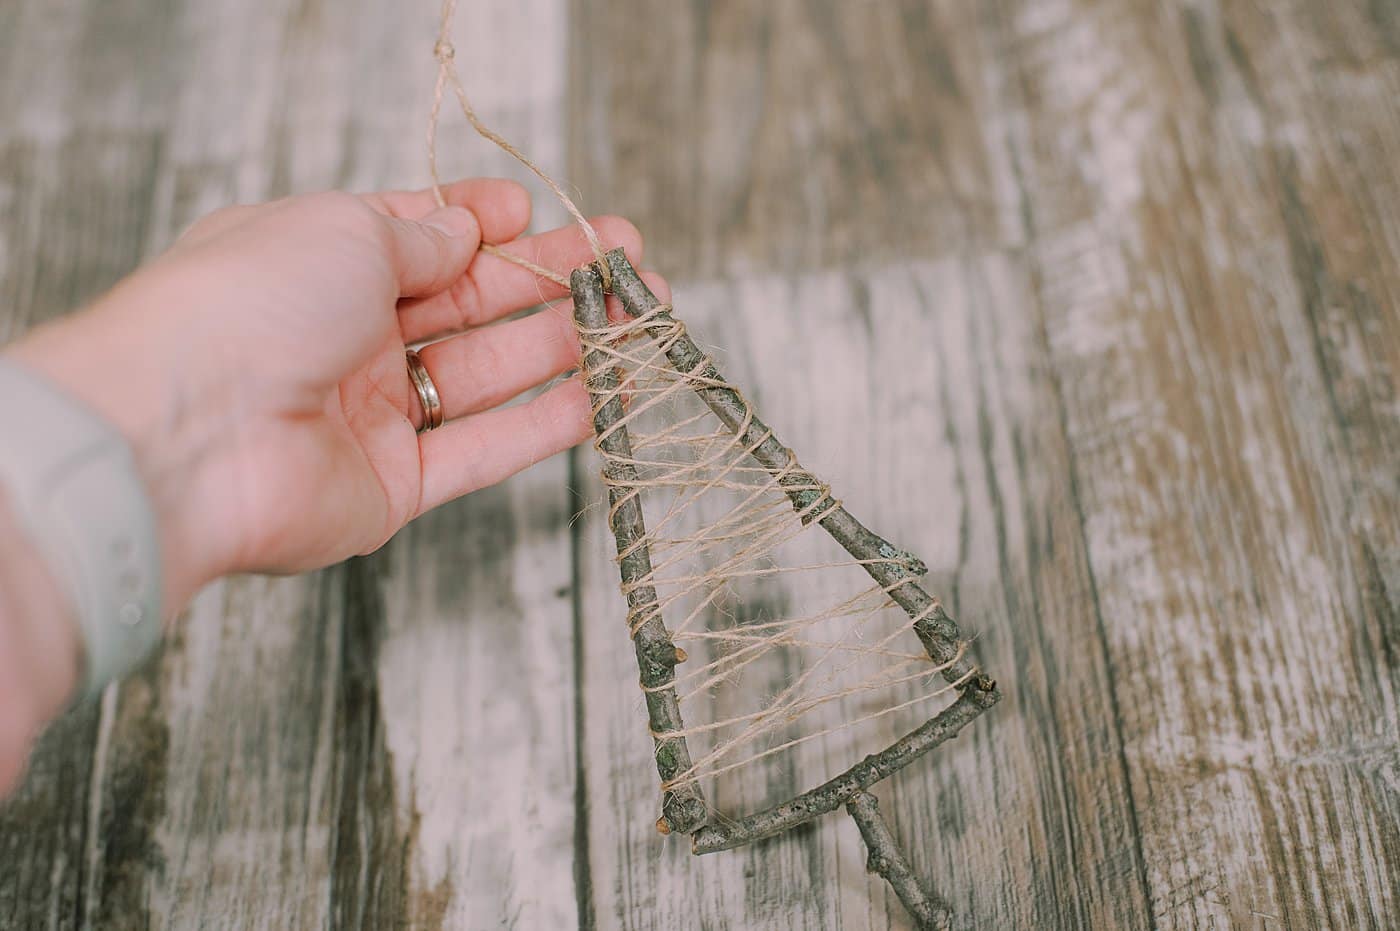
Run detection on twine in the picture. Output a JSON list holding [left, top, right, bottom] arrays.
[[578, 309, 974, 798], [428, 0, 608, 288], [428, 4, 971, 806]]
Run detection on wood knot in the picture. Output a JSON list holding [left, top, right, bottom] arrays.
[[638, 638, 681, 672]]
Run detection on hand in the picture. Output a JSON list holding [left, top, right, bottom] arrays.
[[5, 177, 666, 638]]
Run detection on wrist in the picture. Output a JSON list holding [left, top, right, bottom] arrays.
[[6, 273, 241, 613], [0, 487, 81, 787]]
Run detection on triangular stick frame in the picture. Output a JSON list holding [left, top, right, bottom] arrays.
[[571, 250, 1001, 931]]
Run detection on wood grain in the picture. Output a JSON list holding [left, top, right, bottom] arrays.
[[568, 0, 1011, 280], [569, 255, 1154, 930], [570, 0, 1398, 927], [0, 0, 582, 929], [981, 1, 1400, 925], [1, 0, 1397, 928]]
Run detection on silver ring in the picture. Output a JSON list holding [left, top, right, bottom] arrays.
[[406, 349, 444, 433]]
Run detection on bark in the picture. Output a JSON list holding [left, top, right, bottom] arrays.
[[571, 265, 707, 835], [846, 791, 953, 931], [574, 253, 1003, 931], [604, 249, 994, 690], [689, 687, 997, 854]]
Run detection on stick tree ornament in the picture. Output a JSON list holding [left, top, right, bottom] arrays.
[[427, 6, 1000, 929]]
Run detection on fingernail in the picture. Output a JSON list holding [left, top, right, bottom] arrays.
[[422, 206, 476, 237]]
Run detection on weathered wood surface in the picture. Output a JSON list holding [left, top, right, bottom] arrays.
[[1, 0, 1397, 929]]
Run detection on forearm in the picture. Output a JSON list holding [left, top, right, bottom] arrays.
[[0, 488, 80, 795], [0, 280, 238, 792], [5, 277, 243, 612]]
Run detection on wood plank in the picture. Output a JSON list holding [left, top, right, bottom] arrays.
[[2, 0, 1397, 926], [310, 3, 583, 927], [566, 0, 1014, 280], [0, 3, 176, 918], [983, 0, 1400, 926], [0, 0, 582, 927], [568, 3, 1156, 928], [569, 255, 1155, 929]]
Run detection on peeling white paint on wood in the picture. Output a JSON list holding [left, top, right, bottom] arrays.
[[0, 0, 1396, 929]]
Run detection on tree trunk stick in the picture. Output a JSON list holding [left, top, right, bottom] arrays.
[[690, 685, 995, 854], [603, 250, 994, 693], [846, 791, 953, 931], [571, 265, 708, 835]]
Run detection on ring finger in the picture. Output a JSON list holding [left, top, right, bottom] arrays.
[[406, 270, 671, 430]]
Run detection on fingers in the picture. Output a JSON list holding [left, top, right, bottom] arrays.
[[363, 177, 532, 244], [380, 206, 482, 298], [408, 267, 670, 515], [417, 303, 578, 421], [398, 215, 643, 344], [411, 270, 670, 425], [416, 377, 594, 514]]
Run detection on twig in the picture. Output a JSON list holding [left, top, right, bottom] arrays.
[[571, 265, 708, 835], [603, 249, 994, 691], [689, 687, 995, 853], [579, 253, 1003, 931], [846, 791, 952, 931]]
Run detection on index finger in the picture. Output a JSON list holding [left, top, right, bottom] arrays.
[[362, 178, 531, 245], [396, 215, 643, 343]]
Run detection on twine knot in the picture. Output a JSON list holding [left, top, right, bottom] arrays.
[[433, 40, 456, 62]]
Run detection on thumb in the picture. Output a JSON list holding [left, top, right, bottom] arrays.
[[382, 206, 481, 298]]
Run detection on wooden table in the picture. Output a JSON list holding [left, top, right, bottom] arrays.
[[2, 1, 1397, 928]]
